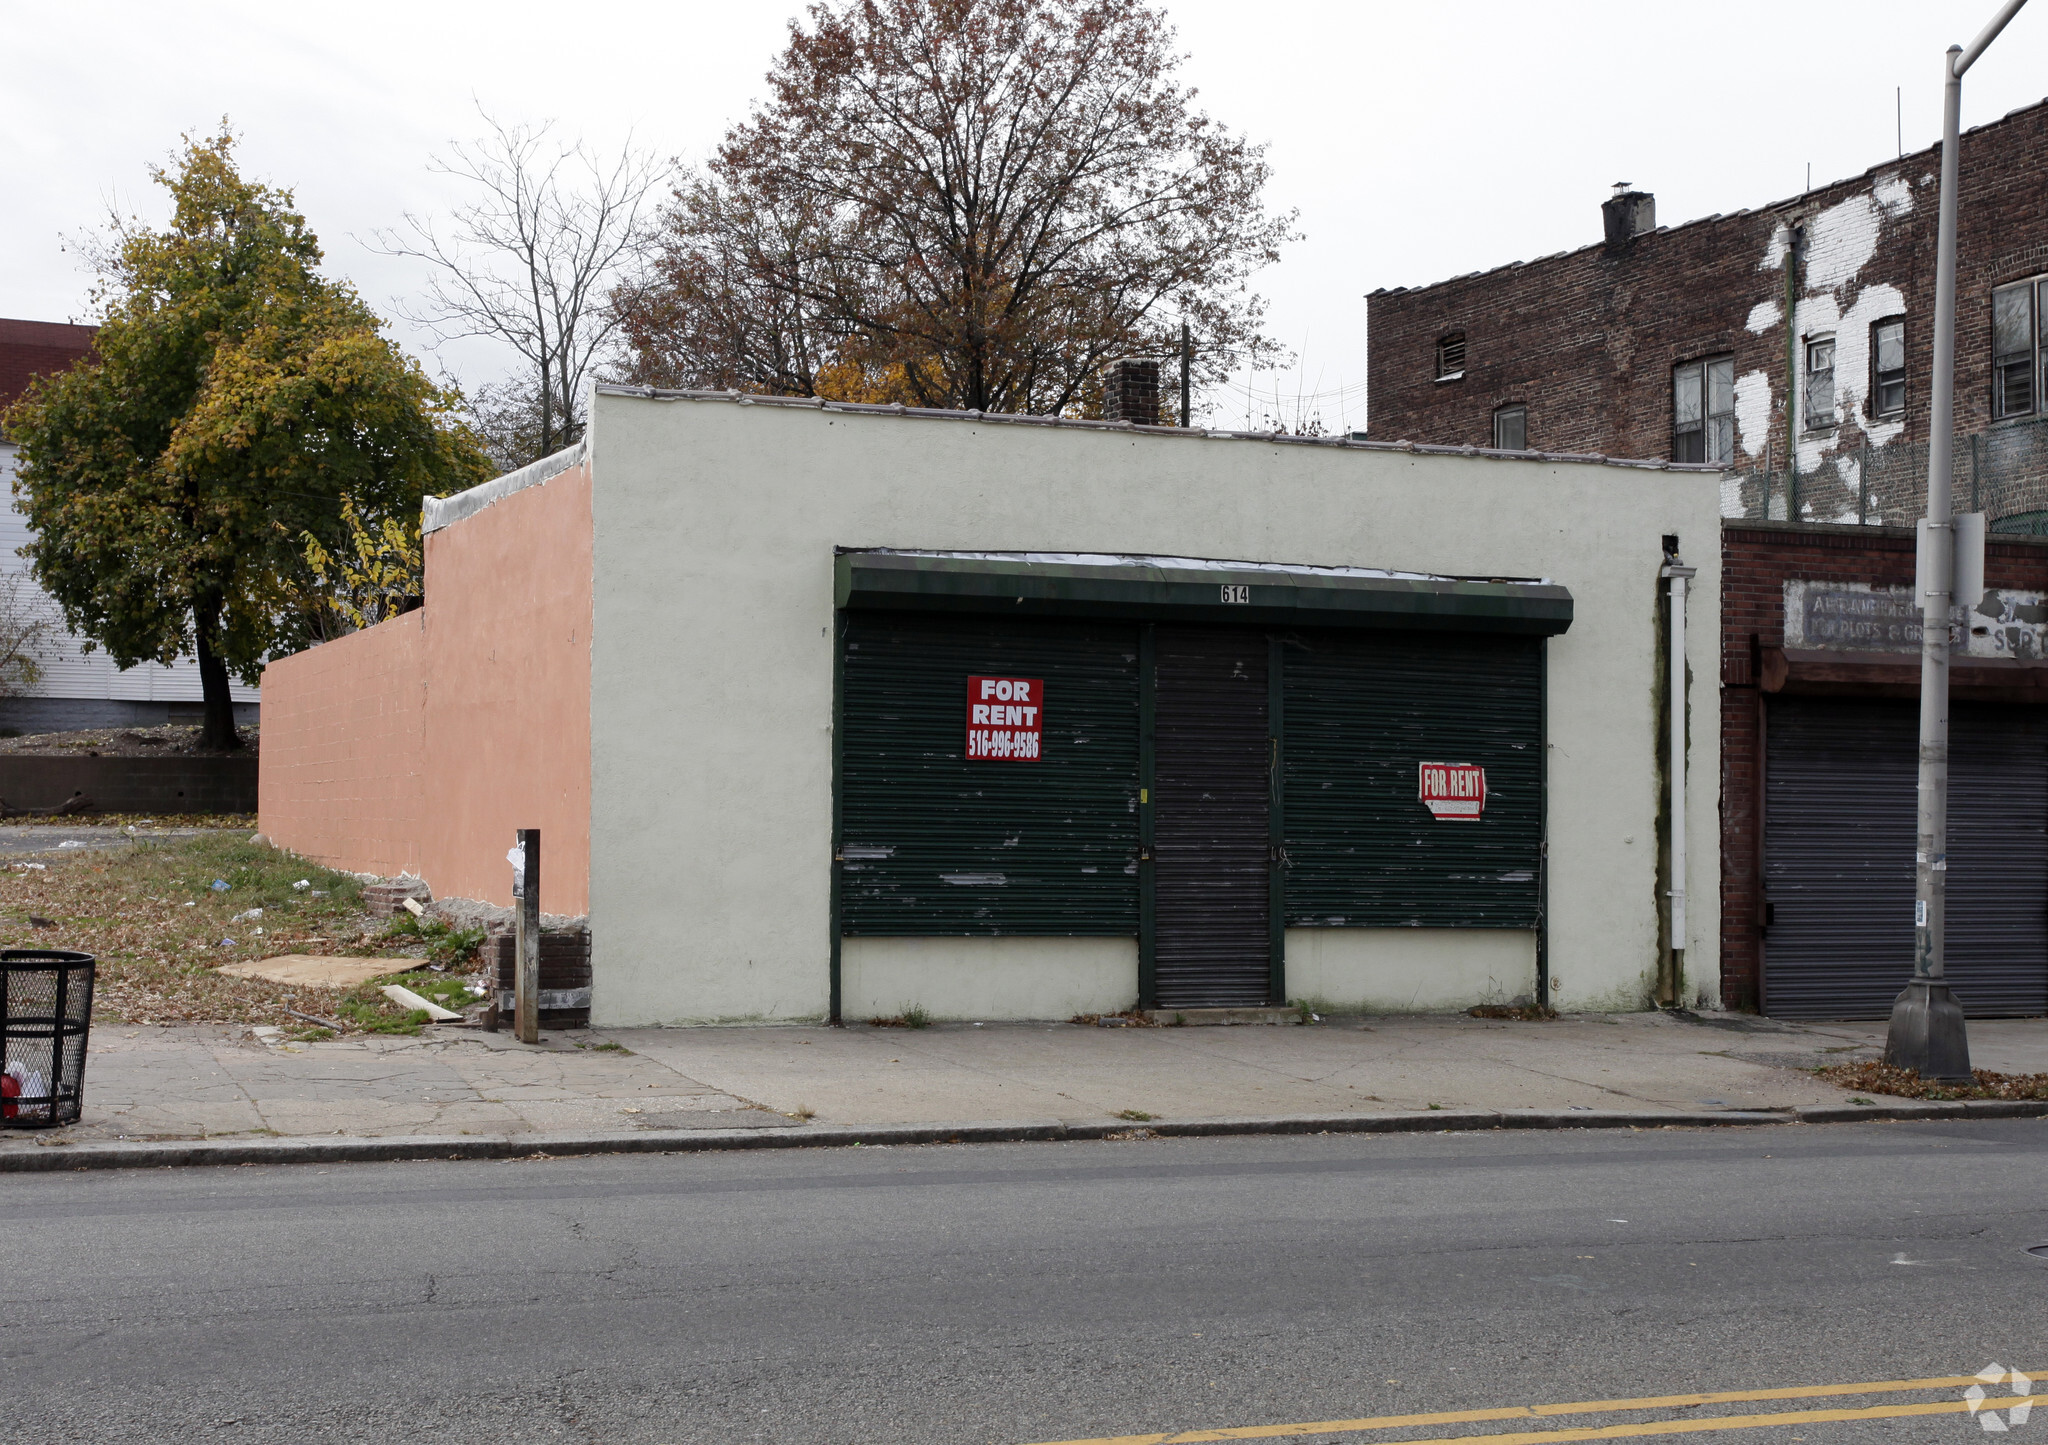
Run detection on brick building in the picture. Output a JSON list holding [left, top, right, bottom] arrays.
[[1366, 98, 2048, 526], [1364, 98, 2048, 1019]]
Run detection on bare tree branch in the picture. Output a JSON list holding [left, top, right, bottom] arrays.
[[375, 109, 667, 463]]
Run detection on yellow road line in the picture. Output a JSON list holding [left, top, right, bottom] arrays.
[[1020, 1372, 2041, 1445], [1322, 1398, 2030, 1445]]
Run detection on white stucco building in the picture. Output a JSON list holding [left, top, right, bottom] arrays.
[[263, 386, 1722, 1025]]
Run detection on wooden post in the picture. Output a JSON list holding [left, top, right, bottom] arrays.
[[514, 828, 541, 1044]]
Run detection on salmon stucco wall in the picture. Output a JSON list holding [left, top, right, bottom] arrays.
[[257, 612, 427, 879], [418, 463, 593, 912], [260, 462, 593, 912]]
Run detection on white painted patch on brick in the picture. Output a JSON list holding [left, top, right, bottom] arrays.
[[1734, 368, 1774, 460], [1805, 191, 1886, 295], [1759, 223, 1792, 272], [1746, 300, 1781, 334]]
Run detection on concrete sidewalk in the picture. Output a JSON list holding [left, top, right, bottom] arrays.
[[6, 1009, 2045, 1167]]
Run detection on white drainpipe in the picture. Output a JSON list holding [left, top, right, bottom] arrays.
[[1663, 554, 1698, 1004]]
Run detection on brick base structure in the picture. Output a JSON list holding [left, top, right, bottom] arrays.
[[485, 924, 592, 1029]]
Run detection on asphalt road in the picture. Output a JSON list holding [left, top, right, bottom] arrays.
[[0, 824, 217, 856], [3, 1120, 2045, 1445]]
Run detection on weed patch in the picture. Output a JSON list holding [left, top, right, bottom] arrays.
[[0, 831, 480, 1033], [1468, 1004, 1558, 1021]]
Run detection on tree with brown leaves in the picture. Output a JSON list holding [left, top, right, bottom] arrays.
[[615, 0, 1296, 419]]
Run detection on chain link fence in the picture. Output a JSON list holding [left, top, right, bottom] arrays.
[[1720, 412, 2048, 532]]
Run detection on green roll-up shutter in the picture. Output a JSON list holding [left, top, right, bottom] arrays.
[[839, 614, 1141, 934], [1282, 630, 1543, 927]]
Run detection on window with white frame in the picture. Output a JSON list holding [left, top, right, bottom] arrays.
[[1803, 335, 1836, 429], [1673, 356, 1735, 464], [1491, 403, 1526, 451], [1870, 318, 1906, 419], [1993, 278, 2044, 419]]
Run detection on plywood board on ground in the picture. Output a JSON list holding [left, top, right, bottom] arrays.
[[217, 955, 412, 988]]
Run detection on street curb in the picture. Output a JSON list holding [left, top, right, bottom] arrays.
[[2, 1100, 2042, 1173]]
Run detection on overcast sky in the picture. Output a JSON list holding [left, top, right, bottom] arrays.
[[5, 1, 2043, 434]]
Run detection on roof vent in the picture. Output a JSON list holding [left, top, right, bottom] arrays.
[[1602, 183, 1656, 247]]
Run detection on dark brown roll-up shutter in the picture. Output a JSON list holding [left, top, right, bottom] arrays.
[[1151, 626, 1272, 1007], [1764, 696, 2048, 1019]]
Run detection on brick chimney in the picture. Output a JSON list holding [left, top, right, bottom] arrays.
[[1103, 358, 1161, 425], [1602, 183, 1656, 247]]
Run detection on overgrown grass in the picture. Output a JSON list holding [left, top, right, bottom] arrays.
[[0, 832, 479, 1032]]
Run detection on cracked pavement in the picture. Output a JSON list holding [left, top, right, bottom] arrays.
[[8, 1008, 2042, 1154]]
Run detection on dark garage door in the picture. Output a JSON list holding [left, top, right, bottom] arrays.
[[1764, 696, 2048, 1019]]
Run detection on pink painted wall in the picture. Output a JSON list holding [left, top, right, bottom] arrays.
[[260, 463, 593, 913], [257, 611, 426, 878]]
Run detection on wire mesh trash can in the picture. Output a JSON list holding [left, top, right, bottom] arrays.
[[1, 950, 95, 1128]]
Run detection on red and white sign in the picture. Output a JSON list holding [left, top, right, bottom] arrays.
[[1418, 761, 1486, 821], [966, 676, 1044, 761]]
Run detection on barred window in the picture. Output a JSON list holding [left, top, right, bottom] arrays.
[[1871, 318, 1906, 418], [1673, 356, 1735, 464]]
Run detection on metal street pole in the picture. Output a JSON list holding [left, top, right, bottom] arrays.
[[1885, 0, 2029, 1082]]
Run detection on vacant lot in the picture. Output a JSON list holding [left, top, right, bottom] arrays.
[[1, 831, 482, 1033]]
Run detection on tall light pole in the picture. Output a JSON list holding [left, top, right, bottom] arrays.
[[1885, 0, 2029, 1082]]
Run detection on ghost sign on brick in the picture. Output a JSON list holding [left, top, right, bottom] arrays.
[[1418, 761, 1486, 820], [967, 676, 1044, 761]]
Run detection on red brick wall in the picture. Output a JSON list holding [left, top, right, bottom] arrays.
[[1365, 100, 2048, 465], [1717, 523, 2048, 1009]]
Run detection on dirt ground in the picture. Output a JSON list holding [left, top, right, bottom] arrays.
[[1, 831, 482, 1035], [0, 723, 260, 756]]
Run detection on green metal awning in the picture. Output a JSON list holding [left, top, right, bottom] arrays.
[[835, 550, 1573, 636]]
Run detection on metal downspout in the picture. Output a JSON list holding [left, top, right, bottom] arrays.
[[1784, 227, 1801, 519], [1662, 554, 1698, 1006]]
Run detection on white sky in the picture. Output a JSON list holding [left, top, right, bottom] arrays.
[[4, 1, 2043, 434]]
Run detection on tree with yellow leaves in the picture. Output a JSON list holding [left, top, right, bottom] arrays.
[[3, 130, 489, 749]]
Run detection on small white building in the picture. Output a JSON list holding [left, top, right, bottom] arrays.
[[0, 319, 259, 733], [263, 386, 1722, 1025]]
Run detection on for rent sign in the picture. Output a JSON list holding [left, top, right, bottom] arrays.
[[1418, 761, 1486, 820], [966, 676, 1044, 761]]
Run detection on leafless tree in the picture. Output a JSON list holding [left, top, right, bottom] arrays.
[[378, 111, 666, 464], [0, 572, 53, 698]]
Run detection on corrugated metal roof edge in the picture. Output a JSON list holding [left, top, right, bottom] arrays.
[[423, 439, 586, 534], [593, 383, 1720, 475]]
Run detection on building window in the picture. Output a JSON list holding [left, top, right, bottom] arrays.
[[1492, 404, 1526, 450], [1803, 335, 1836, 429], [1871, 318, 1906, 418], [1672, 356, 1735, 464], [1993, 279, 2040, 419], [1435, 332, 1466, 380]]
